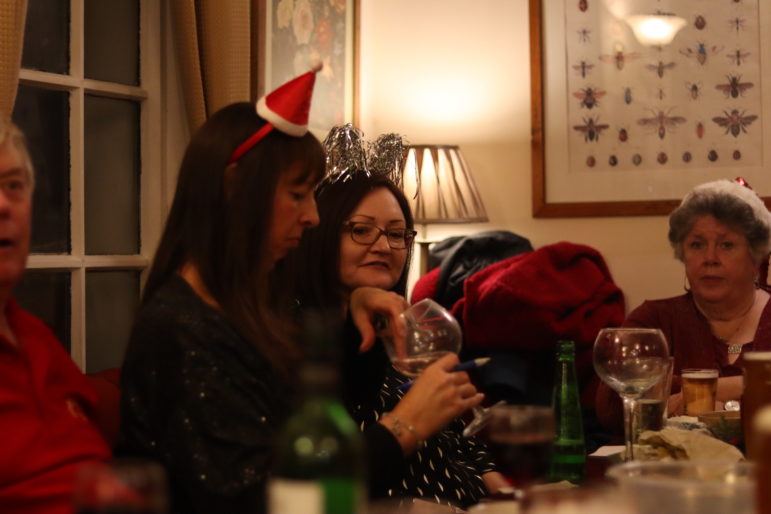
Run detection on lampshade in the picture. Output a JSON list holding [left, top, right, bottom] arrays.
[[626, 14, 686, 46], [402, 145, 488, 224]]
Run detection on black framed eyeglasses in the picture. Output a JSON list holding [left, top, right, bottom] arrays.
[[343, 221, 416, 249]]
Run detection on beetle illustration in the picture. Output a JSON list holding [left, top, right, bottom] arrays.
[[712, 109, 758, 137], [573, 117, 609, 142], [600, 50, 640, 70], [572, 60, 595, 78], [637, 109, 687, 140], [715, 74, 753, 99], [694, 15, 707, 30], [645, 60, 676, 78], [696, 121, 705, 139], [573, 87, 606, 109], [624, 87, 633, 104], [618, 128, 628, 142], [578, 0, 588, 12], [680, 42, 723, 65], [727, 49, 750, 66], [686, 82, 703, 100]]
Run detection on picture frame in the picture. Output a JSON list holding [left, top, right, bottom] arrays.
[[257, 0, 360, 138], [530, 0, 771, 217]]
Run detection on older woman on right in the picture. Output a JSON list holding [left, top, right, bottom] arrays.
[[597, 178, 771, 431]]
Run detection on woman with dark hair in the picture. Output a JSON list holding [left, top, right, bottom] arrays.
[[597, 178, 771, 431], [120, 70, 338, 513], [292, 126, 505, 509]]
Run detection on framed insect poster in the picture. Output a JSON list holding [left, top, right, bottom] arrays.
[[257, 0, 359, 138], [530, 0, 771, 217]]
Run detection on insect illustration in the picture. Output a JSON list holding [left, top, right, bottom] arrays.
[[577, 28, 591, 43], [645, 60, 676, 78], [680, 42, 723, 65], [712, 109, 758, 137], [696, 121, 705, 139], [694, 15, 707, 30], [573, 117, 609, 142], [578, 0, 588, 12], [624, 87, 633, 104], [573, 87, 606, 109], [618, 128, 628, 142], [637, 109, 687, 140], [727, 49, 750, 66], [600, 50, 640, 70], [572, 60, 595, 78], [715, 74, 753, 98], [686, 82, 703, 100], [728, 17, 745, 33]]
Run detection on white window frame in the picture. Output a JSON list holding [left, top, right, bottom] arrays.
[[18, 0, 164, 370]]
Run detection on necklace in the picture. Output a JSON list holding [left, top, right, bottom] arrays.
[[695, 292, 756, 353]]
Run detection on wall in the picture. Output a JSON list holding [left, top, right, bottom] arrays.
[[359, 0, 684, 312]]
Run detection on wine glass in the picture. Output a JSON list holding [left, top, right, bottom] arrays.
[[593, 328, 670, 461], [73, 458, 169, 514], [379, 298, 496, 436]]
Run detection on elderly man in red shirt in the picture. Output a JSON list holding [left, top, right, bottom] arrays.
[[0, 119, 110, 513]]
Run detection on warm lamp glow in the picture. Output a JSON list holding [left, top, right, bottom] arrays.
[[626, 14, 687, 46], [402, 145, 487, 224]]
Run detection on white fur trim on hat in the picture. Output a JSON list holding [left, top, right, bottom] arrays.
[[684, 179, 771, 234]]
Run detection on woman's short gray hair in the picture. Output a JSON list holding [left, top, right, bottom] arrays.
[[0, 118, 35, 190], [669, 179, 771, 263]]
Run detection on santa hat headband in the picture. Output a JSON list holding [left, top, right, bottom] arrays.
[[682, 177, 771, 233], [228, 63, 322, 164]]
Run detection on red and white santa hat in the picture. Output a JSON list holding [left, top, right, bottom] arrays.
[[228, 62, 322, 164]]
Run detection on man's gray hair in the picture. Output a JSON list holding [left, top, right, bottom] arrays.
[[0, 118, 35, 190]]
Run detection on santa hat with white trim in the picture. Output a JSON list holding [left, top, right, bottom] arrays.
[[228, 62, 322, 164]]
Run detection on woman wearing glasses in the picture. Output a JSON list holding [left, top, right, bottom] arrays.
[[291, 126, 505, 509]]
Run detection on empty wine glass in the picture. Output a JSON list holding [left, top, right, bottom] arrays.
[[379, 298, 496, 437], [593, 328, 670, 461]]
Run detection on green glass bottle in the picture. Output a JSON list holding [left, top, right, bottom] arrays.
[[268, 316, 366, 514], [548, 340, 586, 483]]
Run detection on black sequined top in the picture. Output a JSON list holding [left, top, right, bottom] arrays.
[[119, 276, 294, 514]]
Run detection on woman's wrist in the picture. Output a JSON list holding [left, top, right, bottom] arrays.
[[379, 411, 424, 455]]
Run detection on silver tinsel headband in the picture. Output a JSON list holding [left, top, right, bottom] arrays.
[[322, 124, 408, 188]]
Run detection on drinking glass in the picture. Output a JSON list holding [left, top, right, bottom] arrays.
[[73, 458, 168, 514], [379, 298, 498, 438], [593, 328, 670, 461], [634, 356, 674, 437], [478, 404, 555, 489]]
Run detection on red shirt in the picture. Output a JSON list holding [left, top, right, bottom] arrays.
[[0, 298, 111, 514]]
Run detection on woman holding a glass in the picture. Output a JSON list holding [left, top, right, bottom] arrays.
[[597, 178, 771, 433]]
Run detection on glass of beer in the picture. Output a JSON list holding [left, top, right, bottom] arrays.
[[742, 351, 771, 460], [681, 368, 718, 416], [634, 356, 674, 436]]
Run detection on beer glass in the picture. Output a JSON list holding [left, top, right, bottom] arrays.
[[593, 328, 670, 461], [742, 351, 771, 460], [634, 356, 674, 435], [682, 368, 718, 416]]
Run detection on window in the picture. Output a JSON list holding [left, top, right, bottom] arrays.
[[12, 0, 163, 372]]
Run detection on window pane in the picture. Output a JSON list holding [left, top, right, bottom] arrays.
[[12, 85, 71, 254], [84, 0, 139, 85], [86, 270, 139, 373], [84, 95, 140, 255], [14, 271, 71, 352], [22, 0, 69, 74]]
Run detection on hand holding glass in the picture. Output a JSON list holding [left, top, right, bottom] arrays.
[[593, 328, 670, 461]]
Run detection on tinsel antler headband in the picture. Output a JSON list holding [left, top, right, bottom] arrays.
[[322, 124, 408, 189]]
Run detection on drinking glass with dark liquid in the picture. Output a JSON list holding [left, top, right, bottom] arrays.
[[73, 459, 168, 514], [478, 405, 555, 488]]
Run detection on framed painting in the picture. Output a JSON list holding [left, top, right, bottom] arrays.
[[530, 0, 771, 217], [257, 0, 359, 138]]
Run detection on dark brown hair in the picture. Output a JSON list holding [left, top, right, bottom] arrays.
[[144, 102, 325, 374]]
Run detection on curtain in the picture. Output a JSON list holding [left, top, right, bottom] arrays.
[[0, 0, 27, 120], [170, 0, 259, 133]]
